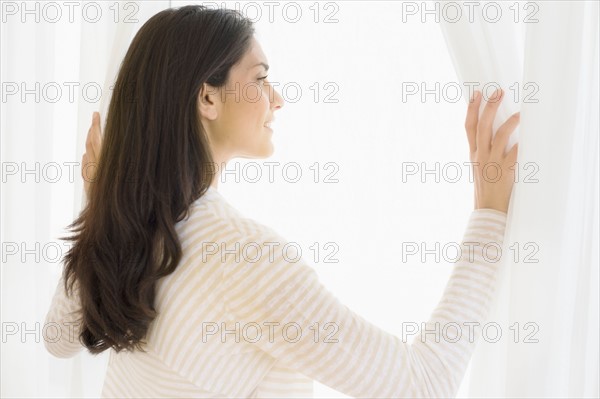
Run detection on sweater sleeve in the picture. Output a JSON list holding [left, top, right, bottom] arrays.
[[220, 208, 507, 398], [43, 274, 85, 358]]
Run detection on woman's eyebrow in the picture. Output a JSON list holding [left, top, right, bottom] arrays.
[[250, 62, 269, 71]]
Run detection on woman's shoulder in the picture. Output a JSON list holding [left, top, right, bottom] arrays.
[[182, 191, 285, 244]]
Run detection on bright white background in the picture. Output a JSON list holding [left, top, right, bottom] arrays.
[[1, 1, 598, 398]]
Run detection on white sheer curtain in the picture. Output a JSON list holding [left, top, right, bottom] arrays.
[[0, 2, 168, 397], [439, 1, 600, 397]]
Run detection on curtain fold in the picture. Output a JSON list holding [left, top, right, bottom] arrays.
[[439, 1, 599, 397]]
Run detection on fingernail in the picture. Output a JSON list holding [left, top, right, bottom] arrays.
[[474, 91, 481, 101]]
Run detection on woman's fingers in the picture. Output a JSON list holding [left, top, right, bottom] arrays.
[[464, 90, 481, 154], [506, 142, 519, 164], [87, 112, 102, 163], [81, 152, 92, 192], [476, 88, 504, 154], [81, 152, 88, 179], [465, 87, 520, 213], [83, 112, 102, 194], [491, 112, 520, 159]]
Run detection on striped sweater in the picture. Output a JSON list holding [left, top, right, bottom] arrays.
[[44, 185, 507, 398]]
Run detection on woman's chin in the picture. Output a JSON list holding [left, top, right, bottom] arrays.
[[260, 142, 275, 158], [235, 136, 276, 159]]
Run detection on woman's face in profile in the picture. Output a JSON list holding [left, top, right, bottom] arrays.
[[198, 36, 285, 163]]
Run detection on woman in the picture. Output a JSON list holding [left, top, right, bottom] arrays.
[[44, 5, 519, 398]]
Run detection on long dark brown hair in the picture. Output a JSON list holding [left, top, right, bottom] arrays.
[[60, 5, 255, 354]]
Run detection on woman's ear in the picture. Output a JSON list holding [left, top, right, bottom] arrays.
[[197, 82, 220, 121]]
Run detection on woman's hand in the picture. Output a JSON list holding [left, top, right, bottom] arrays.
[[82, 112, 102, 197], [465, 88, 519, 214]]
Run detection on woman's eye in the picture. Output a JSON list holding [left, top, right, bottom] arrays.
[[258, 76, 268, 84]]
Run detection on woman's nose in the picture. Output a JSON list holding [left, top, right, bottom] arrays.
[[272, 89, 284, 109]]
